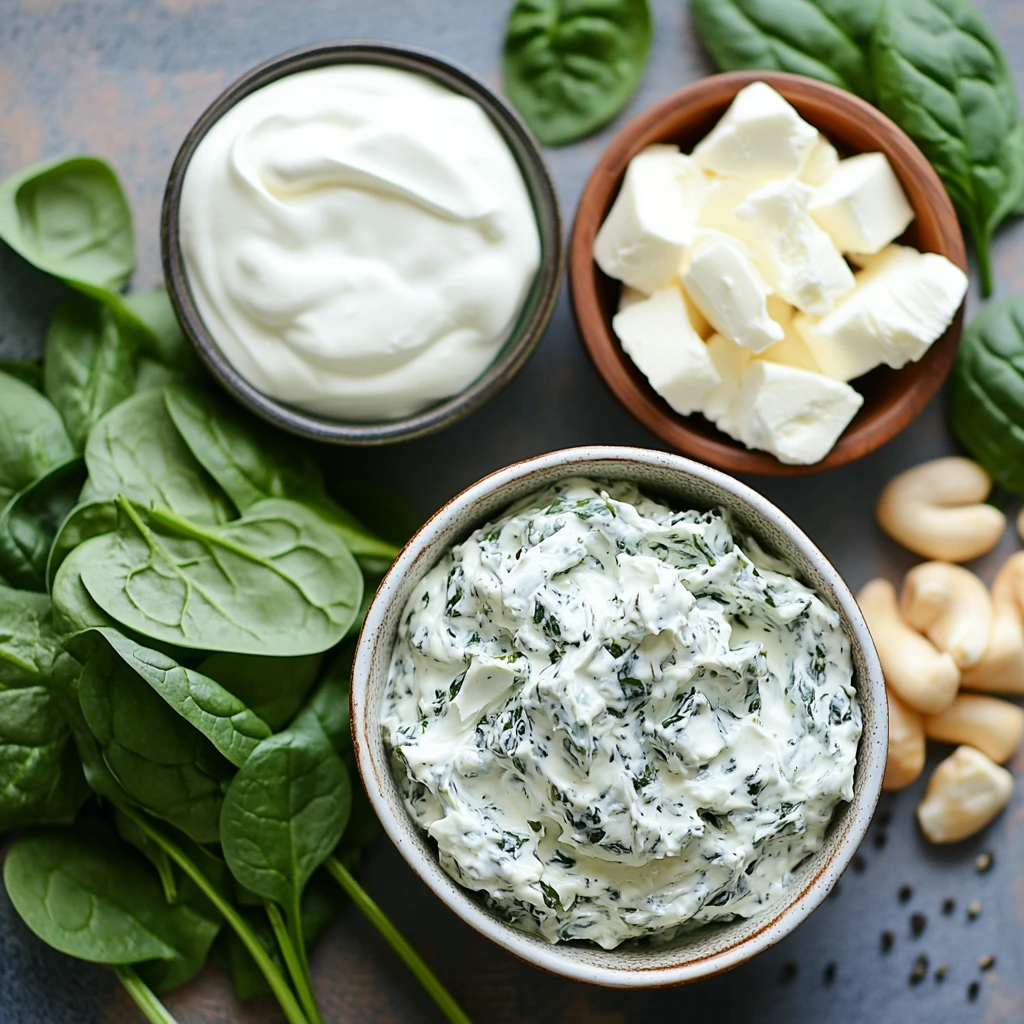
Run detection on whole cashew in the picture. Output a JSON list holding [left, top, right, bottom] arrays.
[[900, 562, 992, 669], [883, 687, 926, 791], [924, 694, 1024, 764], [963, 553, 1024, 693], [857, 578, 960, 714], [916, 745, 1014, 844], [876, 458, 1005, 562]]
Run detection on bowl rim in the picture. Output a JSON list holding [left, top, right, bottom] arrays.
[[569, 70, 967, 477], [160, 40, 563, 446], [350, 445, 887, 987]]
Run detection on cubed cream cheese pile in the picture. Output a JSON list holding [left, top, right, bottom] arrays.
[[594, 82, 968, 465]]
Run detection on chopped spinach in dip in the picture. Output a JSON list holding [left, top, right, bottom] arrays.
[[382, 478, 860, 949]]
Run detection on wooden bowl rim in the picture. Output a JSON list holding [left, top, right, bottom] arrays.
[[569, 70, 968, 476]]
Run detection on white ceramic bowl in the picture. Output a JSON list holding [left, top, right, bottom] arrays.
[[351, 446, 886, 986]]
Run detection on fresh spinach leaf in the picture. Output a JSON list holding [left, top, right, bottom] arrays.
[[87, 627, 272, 767], [81, 390, 233, 523], [0, 458, 86, 591], [198, 651, 323, 732], [0, 370, 75, 507], [219, 719, 351, 947], [503, 0, 653, 146], [0, 156, 134, 293], [691, 0, 879, 99], [873, 0, 1024, 295], [0, 594, 86, 832], [46, 499, 117, 593], [77, 641, 230, 843], [51, 541, 116, 639], [123, 288, 199, 377], [949, 296, 1024, 494], [163, 381, 400, 564], [113, 805, 180, 905], [44, 293, 146, 451], [0, 359, 43, 391], [0, 585, 62, 686], [4, 822, 182, 964], [79, 498, 363, 657], [0, 686, 86, 832]]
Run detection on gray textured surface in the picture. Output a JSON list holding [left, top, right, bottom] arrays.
[[0, 1, 1022, 1022]]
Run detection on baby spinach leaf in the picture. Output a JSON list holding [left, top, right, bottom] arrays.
[[163, 382, 399, 563], [46, 499, 117, 593], [123, 288, 200, 377], [134, 871, 222, 993], [0, 359, 43, 391], [0, 685, 87, 833], [3, 822, 181, 965], [0, 156, 134, 293], [87, 627, 272, 767], [44, 293, 145, 451], [82, 390, 233, 523], [503, 0, 653, 146], [873, 0, 1024, 295], [0, 458, 86, 591], [198, 651, 323, 732], [219, 724, 351, 917], [295, 647, 353, 757], [949, 296, 1024, 494], [691, 0, 880, 99], [77, 641, 230, 843], [80, 498, 363, 657], [51, 542, 116, 640], [0, 585, 62, 686], [0, 370, 76, 508]]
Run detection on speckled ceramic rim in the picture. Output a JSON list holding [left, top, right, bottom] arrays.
[[161, 41, 563, 446], [352, 446, 887, 987]]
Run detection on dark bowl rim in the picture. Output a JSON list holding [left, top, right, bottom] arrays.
[[568, 69, 967, 477], [161, 40, 564, 446]]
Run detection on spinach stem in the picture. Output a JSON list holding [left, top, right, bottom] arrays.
[[119, 808, 310, 1024], [265, 901, 325, 1024], [325, 856, 473, 1024], [113, 966, 179, 1024]]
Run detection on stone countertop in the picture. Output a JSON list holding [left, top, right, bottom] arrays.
[[0, 1, 1022, 1022]]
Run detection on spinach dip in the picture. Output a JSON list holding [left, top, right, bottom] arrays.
[[382, 478, 860, 948]]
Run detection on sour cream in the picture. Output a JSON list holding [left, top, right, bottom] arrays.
[[179, 65, 541, 421], [383, 478, 860, 948]]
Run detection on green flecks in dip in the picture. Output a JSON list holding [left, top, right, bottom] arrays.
[[382, 478, 860, 949]]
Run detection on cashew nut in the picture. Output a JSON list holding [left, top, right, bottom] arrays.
[[857, 578, 960, 714], [924, 694, 1024, 764], [876, 458, 1005, 562], [916, 745, 1014, 844], [883, 687, 926, 791], [900, 562, 992, 669], [963, 553, 1024, 693]]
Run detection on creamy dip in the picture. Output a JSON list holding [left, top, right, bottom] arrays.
[[383, 478, 860, 948], [179, 65, 541, 421]]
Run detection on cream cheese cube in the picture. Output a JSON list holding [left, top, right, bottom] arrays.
[[703, 332, 753, 424], [612, 286, 720, 416], [800, 134, 840, 186], [697, 177, 768, 259], [679, 230, 784, 353], [594, 145, 708, 293], [692, 82, 818, 180], [758, 297, 821, 373], [735, 179, 855, 315], [794, 245, 967, 381], [809, 152, 914, 255], [724, 361, 864, 465], [620, 283, 712, 338]]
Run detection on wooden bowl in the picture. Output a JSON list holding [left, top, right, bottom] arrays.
[[569, 71, 967, 476]]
